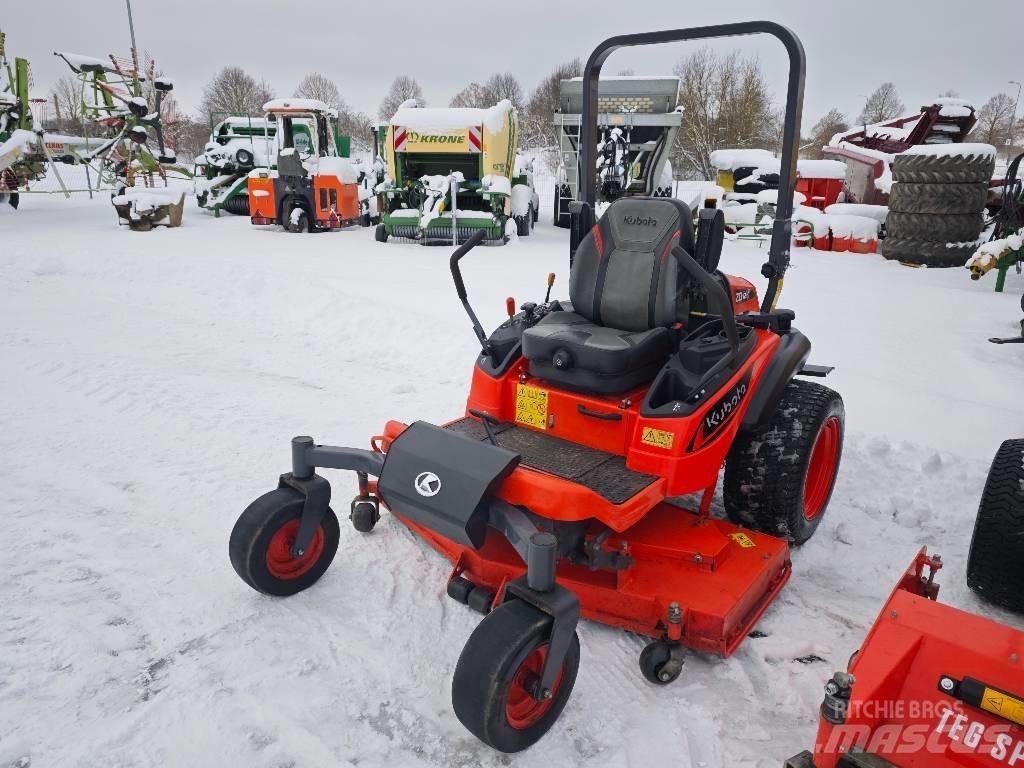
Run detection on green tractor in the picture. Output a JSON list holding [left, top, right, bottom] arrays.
[[375, 100, 537, 244]]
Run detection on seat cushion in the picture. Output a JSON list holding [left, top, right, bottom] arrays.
[[521, 311, 673, 394]]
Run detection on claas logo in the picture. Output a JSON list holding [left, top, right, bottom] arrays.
[[407, 131, 465, 145]]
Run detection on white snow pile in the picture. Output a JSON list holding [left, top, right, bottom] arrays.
[[709, 148, 777, 171], [262, 98, 337, 118], [0, 128, 38, 161], [54, 51, 109, 72], [756, 189, 806, 206], [481, 174, 511, 197], [797, 159, 846, 180], [934, 97, 975, 118], [966, 233, 1024, 271], [306, 156, 358, 184], [417, 172, 464, 228], [826, 214, 880, 240], [390, 100, 513, 133], [111, 187, 185, 219], [825, 203, 889, 223], [902, 142, 996, 159], [510, 185, 533, 216]]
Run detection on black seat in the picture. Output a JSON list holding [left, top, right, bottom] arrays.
[[522, 197, 697, 394]]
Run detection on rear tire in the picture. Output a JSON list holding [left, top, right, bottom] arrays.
[[285, 204, 310, 233], [892, 151, 996, 184], [967, 439, 1024, 613], [515, 212, 531, 237], [724, 380, 844, 544], [886, 211, 983, 243], [374, 223, 388, 242], [881, 237, 977, 267], [452, 599, 580, 753], [888, 182, 989, 215], [229, 488, 340, 596]]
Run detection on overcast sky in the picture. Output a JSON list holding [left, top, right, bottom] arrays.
[[5, 0, 1022, 128]]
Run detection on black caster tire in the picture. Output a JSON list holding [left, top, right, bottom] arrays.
[[447, 576, 475, 604], [452, 599, 580, 753], [229, 487, 340, 596], [639, 641, 684, 684], [350, 497, 380, 533], [374, 223, 388, 242]]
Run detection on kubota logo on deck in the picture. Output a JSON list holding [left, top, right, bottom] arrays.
[[624, 215, 658, 227], [407, 131, 465, 145], [414, 471, 442, 497]]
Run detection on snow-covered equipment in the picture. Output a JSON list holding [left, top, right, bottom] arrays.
[[111, 185, 185, 231], [968, 151, 1023, 300], [193, 116, 278, 216], [823, 98, 982, 206], [247, 99, 370, 233], [882, 143, 996, 267], [552, 75, 680, 227], [0, 29, 58, 208], [376, 100, 530, 244], [789, 483, 1024, 768], [229, 22, 843, 753], [52, 49, 190, 189]]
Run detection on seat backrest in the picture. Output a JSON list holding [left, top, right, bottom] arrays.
[[569, 197, 697, 333]]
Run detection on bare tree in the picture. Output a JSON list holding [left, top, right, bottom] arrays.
[[974, 93, 1015, 149], [801, 108, 848, 158], [378, 75, 423, 120], [671, 47, 779, 180], [199, 66, 275, 126], [450, 81, 486, 108], [49, 75, 84, 135], [294, 72, 345, 111], [522, 58, 581, 149], [857, 82, 905, 124], [481, 72, 524, 109]]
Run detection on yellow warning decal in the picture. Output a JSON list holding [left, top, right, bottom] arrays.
[[729, 532, 757, 549], [981, 687, 1024, 726], [515, 384, 548, 430], [641, 427, 674, 450]]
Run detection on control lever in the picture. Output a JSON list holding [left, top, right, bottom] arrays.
[[449, 230, 491, 356], [544, 273, 555, 303]]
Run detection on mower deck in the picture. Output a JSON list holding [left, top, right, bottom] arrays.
[[402, 498, 790, 655]]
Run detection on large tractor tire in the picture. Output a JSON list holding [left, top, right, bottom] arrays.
[[888, 182, 989, 215], [967, 439, 1024, 614], [892, 151, 996, 185], [724, 379, 845, 545], [885, 212, 984, 243], [881, 238, 976, 268]]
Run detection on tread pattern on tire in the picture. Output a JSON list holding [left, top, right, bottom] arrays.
[[888, 182, 988, 215], [881, 237, 977, 267], [967, 439, 1024, 614], [886, 211, 983, 243], [892, 151, 996, 184], [723, 379, 844, 544]]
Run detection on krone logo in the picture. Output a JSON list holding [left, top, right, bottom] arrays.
[[414, 471, 441, 497]]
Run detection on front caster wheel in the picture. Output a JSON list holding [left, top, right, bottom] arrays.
[[350, 497, 380, 533], [229, 488, 340, 596], [452, 599, 580, 753], [639, 640, 685, 684]]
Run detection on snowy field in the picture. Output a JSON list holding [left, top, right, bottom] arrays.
[[2, 183, 1023, 768]]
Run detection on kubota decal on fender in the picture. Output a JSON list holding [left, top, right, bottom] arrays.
[[688, 371, 751, 451]]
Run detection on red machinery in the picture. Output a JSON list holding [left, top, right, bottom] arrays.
[[229, 22, 843, 753], [788, 549, 1024, 767]]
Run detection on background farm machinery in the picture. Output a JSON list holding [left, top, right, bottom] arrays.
[[552, 75, 680, 227]]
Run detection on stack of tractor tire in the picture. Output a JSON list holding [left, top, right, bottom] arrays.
[[883, 149, 995, 267]]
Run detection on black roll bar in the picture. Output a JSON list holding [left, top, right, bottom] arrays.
[[579, 22, 806, 313]]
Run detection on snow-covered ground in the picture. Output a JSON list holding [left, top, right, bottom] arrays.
[[2, 182, 1023, 768]]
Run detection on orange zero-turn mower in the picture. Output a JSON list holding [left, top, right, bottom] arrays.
[[247, 98, 365, 233], [788, 440, 1024, 767], [230, 22, 846, 753]]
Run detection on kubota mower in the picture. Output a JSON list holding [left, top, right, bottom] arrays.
[[248, 98, 369, 233], [230, 23, 843, 752]]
